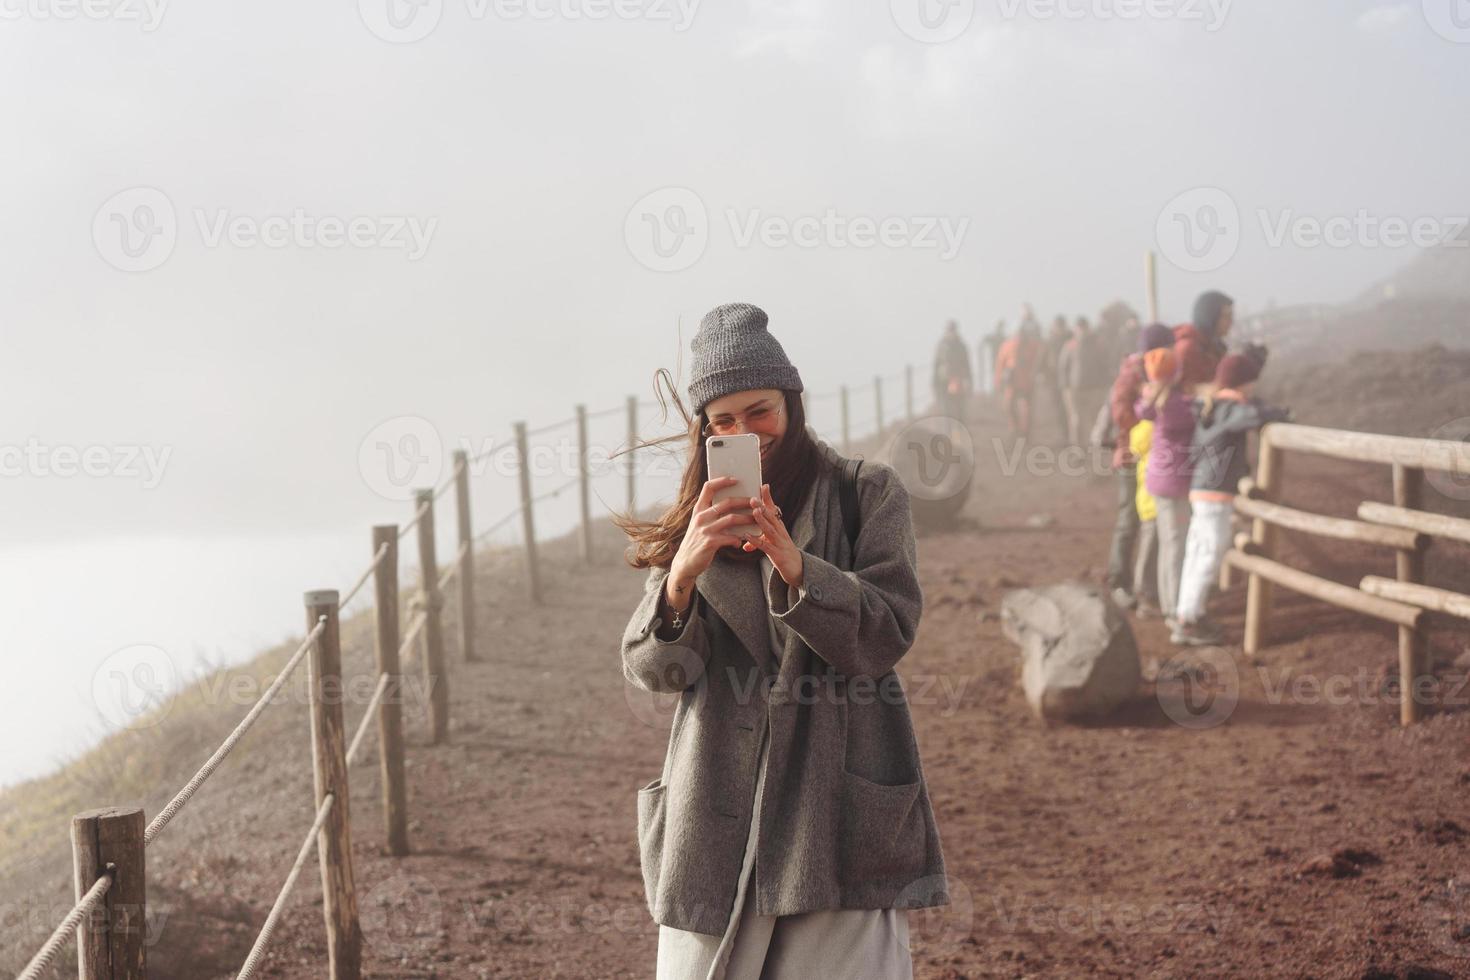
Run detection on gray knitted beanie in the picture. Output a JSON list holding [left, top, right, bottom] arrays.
[[687, 302, 804, 413]]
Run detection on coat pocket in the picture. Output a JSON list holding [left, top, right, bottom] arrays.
[[635, 776, 668, 907], [839, 770, 927, 882]]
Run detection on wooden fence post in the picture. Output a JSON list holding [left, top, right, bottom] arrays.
[[303, 589, 362, 980], [874, 376, 884, 435], [1243, 431, 1284, 657], [514, 421, 543, 604], [905, 365, 913, 422], [1393, 463, 1427, 725], [840, 386, 850, 454], [71, 806, 146, 980], [371, 525, 409, 856], [414, 489, 450, 744], [452, 450, 477, 663], [577, 404, 593, 564], [625, 396, 637, 517]]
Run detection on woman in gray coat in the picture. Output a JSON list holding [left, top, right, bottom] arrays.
[[616, 302, 949, 980]]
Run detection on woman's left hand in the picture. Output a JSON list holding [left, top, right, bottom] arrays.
[[742, 483, 803, 588]]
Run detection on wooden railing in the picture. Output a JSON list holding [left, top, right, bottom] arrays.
[[1225, 422, 1470, 726]]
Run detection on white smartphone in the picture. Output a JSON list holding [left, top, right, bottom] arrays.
[[705, 432, 763, 541]]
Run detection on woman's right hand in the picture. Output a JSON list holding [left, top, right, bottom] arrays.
[[668, 476, 753, 595]]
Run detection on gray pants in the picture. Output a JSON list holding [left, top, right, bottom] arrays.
[[1155, 495, 1192, 619], [1133, 518, 1159, 604], [656, 714, 913, 980]]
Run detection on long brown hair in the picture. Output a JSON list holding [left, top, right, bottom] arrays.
[[612, 368, 823, 569]]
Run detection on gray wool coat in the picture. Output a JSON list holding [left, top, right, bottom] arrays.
[[621, 431, 950, 938]]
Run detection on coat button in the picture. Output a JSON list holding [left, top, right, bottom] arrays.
[[808, 585, 823, 602]]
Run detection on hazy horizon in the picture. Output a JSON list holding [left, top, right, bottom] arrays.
[[4, 0, 1469, 785]]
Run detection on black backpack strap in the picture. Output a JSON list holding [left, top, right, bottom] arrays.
[[834, 457, 863, 558]]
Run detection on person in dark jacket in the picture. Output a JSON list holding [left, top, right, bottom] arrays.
[[1174, 290, 1233, 391], [1103, 323, 1176, 608], [1038, 315, 1072, 444], [1172, 350, 1289, 646], [932, 319, 973, 420]]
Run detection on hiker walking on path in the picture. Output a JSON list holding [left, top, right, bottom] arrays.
[[1172, 350, 1290, 646], [981, 319, 1006, 396], [932, 319, 973, 421], [1103, 323, 1176, 610], [1058, 315, 1105, 446], [995, 317, 1042, 440], [616, 302, 948, 980], [1039, 315, 1073, 444]]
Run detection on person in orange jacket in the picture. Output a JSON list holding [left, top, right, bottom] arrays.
[[995, 315, 1042, 440]]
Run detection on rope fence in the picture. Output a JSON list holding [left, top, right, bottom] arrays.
[[234, 794, 336, 980], [144, 617, 327, 847], [15, 871, 113, 980]]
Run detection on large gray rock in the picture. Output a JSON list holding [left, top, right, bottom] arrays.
[[1000, 583, 1141, 722]]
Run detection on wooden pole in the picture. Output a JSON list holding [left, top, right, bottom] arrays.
[[514, 421, 543, 604], [874, 376, 884, 435], [1145, 250, 1159, 324], [577, 404, 593, 564], [452, 450, 477, 663], [905, 365, 913, 421], [1359, 501, 1470, 546], [371, 525, 409, 857], [414, 489, 450, 744], [71, 806, 146, 980], [625, 396, 637, 516], [1232, 495, 1425, 550], [1393, 464, 1427, 726], [840, 386, 850, 454], [1243, 433, 1284, 657], [1362, 576, 1470, 621], [1225, 551, 1423, 629], [303, 589, 362, 980]]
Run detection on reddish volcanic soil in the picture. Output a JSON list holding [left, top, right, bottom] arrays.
[[6, 369, 1468, 979]]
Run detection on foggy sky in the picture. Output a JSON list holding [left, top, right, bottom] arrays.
[[3, 0, 1468, 544]]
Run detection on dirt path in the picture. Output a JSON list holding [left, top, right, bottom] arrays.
[[11, 397, 1466, 980]]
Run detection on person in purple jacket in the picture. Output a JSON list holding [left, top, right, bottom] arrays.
[[1134, 347, 1196, 629]]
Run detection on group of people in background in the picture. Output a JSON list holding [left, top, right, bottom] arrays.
[[931, 290, 1290, 648]]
